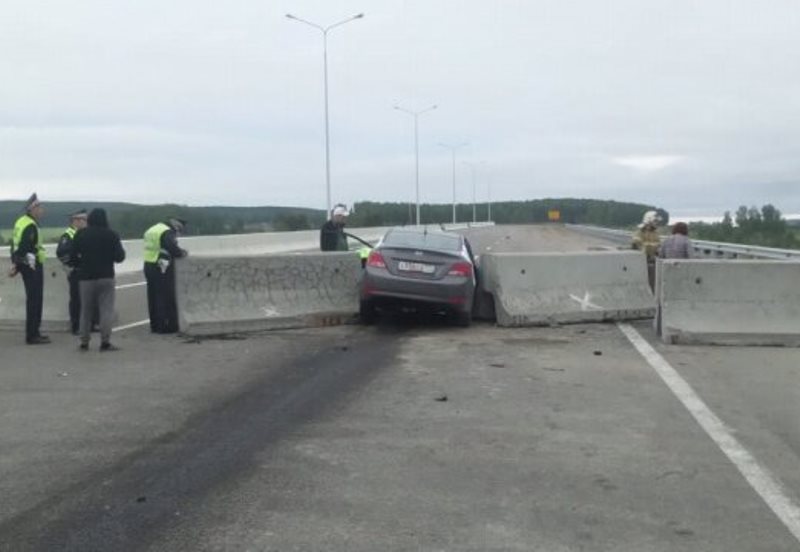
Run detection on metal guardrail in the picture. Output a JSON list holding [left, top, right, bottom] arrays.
[[567, 224, 800, 261]]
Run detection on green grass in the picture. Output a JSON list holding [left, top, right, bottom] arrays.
[[0, 227, 66, 244]]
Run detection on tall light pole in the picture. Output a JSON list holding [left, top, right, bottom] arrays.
[[286, 12, 364, 216], [487, 172, 493, 222], [439, 142, 468, 224], [394, 104, 437, 226], [462, 161, 485, 224]]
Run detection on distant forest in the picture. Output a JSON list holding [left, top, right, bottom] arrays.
[[0, 201, 325, 243], [0, 198, 666, 244], [347, 199, 668, 228], [689, 205, 800, 249]]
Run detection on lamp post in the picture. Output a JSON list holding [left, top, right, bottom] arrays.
[[394, 104, 437, 226], [286, 12, 365, 215], [438, 142, 468, 224], [462, 161, 485, 224]]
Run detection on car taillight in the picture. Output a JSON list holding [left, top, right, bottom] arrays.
[[448, 262, 472, 278], [367, 251, 387, 269]]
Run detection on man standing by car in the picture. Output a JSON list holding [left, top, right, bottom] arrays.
[[143, 218, 188, 334], [57, 209, 89, 335], [71, 208, 126, 351], [320, 204, 350, 252], [9, 193, 49, 345]]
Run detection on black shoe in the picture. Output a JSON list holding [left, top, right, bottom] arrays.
[[26, 336, 51, 345], [100, 342, 120, 352], [79, 343, 89, 351]]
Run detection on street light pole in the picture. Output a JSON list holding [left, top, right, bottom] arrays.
[[463, 161, 484, 224], [487, 175, 492, 222], [286, 12, 364, 216], [439, 142, 467, 224], [394, 104, 437, 226]]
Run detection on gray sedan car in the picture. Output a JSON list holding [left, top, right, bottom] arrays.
[[359, 227, 477, 326]]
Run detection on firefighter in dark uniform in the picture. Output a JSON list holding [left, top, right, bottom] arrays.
[[56, 209, 89, 334], [8, 194, 49, 344], [143, 218, 188, 334]]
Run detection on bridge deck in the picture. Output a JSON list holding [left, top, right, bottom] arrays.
[[1, 225, 798, 551]]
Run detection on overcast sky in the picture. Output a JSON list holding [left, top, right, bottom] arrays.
[[1, 0, 799, 218]]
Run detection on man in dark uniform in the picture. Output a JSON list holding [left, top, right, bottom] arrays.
[[320, 204, 350, 252], [9, 193, 49, 344], [56, 209, 89, 334], [143, 218, 188, 334]]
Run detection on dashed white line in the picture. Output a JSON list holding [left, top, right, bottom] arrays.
[[618, 322, 800, 545], [113, 319, 150, 332]]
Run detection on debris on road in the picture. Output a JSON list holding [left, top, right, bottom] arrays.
[[490, 362, 506, 368], [434, 394, 448, 402], [136, 496, 147, 503], [594, 350, 603, 356]]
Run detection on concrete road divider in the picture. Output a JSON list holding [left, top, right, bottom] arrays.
[[176, 252, 362, 335], [0, 261, 70, 332], [481, 251, 655, 326], [659, 260, 800, 346]]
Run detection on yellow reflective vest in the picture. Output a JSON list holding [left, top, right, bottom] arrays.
[[143, 222, 170, 264], [12, 214, 47, 264]]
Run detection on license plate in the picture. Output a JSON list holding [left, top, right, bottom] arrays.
[[398, 261, 435, 274]]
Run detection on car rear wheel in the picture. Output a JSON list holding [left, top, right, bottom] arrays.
[[360, 300, 377, 325]]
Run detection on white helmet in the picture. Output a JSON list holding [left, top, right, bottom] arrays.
[[641, 210, 660, 226]]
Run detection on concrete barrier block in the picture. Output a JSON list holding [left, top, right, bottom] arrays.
[[175, 252, 362, 335], [659, 260, 800, 346], [0, 260, 71, 332], [481, 251, 655, 326]]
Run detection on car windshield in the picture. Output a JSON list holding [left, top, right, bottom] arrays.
[[382, 230, 462, 253]]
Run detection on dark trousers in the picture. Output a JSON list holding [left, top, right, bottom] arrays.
[[68, 271, 81, 333], [20, 264, 44, 340], [144, 263, 179, 333]]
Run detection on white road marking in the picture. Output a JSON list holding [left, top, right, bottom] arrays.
[[115, 281, 146, 290], [618, 322, 800, 544], [569, 291, 603, 311], [113, 319, 150, 332]]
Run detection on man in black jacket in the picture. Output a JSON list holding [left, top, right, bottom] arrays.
[[71, 209, 126, 351], [9, 193, 49, 344]]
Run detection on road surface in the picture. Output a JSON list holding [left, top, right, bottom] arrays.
[[1, 225, 799, 551]]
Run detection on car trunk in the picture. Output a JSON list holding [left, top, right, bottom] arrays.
[[379, 247, 463, 280]]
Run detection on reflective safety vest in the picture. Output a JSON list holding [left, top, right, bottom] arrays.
[[63, 227, 77, 240], [12, 214, 47, 264], [143, 223, 170, 264]]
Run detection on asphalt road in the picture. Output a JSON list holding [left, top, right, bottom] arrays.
[[1, 225, 799, 551]]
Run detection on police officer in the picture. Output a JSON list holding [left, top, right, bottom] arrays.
[[320, 204, 350, 252], [9, 194, 49, 344], [56, 209, 89, 334], [143, 218, 188, 334]]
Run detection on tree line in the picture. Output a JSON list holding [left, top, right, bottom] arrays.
[[347, 199, 668, 228], [0, 201, 324, 244], [689, 205, 800, 249]]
